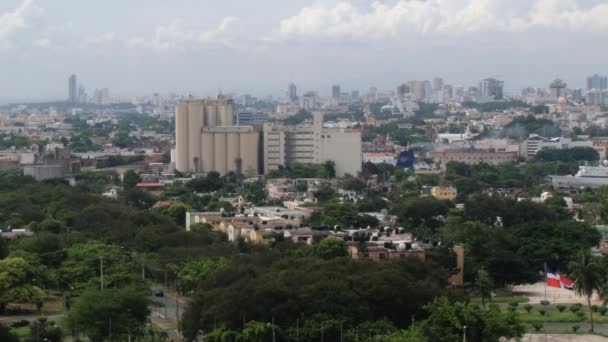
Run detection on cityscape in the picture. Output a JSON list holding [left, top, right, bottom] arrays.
[[2, 1, 608, 342]]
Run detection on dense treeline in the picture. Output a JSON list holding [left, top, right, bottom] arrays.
[[182, 248, 451, 340], [535, 146, 599, 163]]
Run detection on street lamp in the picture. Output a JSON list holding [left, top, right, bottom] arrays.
[[463, 325, 467, 342]]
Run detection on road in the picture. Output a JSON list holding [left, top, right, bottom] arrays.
[[149, 291, 189, 340]]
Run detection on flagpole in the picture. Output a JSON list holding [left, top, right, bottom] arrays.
[[544, 262, 547, 342]]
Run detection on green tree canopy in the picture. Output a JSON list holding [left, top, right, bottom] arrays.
[[66, 286, 153, 342]]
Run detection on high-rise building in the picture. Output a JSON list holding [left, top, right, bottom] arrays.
[[351, 90, 360, 102], [237, 110, 269, 126], [77, 85, 86, 103], [432, 78, 444, 91], [263, 112, 361, 177], [407, 81, 425, 101], [68, 74, 77, 103], [397, 84, 409, 98], [302, 91, 316, 111], [587, 74, 608, 91], [549, 79, 567, 98], [175, 97, 261, 175], [479, 78, 504, 100], [443, 85, 453, 100], [288, 83, 298, 103], [332, 85, 341, 100]]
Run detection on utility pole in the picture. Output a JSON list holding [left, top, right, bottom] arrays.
[[320, 322, 324, 342], [176, 281, 180, 340], [272, 317, 276, 342], [164, 271, 168, 317], [296, 318, 299, 342], [99, 256, 104, 290]]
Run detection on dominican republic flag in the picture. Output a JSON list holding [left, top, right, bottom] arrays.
[[546, 267, 574, 290]]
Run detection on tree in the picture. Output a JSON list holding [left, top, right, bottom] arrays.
[[377, 325, 428, 342], [122, 170, 141, 190], [67, 286, 153, 342], [0, 257, 45, 312], [166, 202, 192, 225], [313, 238, 347, 259], [26, 317, 62, 342], [423, 298, 524, 342], [0, 238, 8, 260], [475, 269, 494, 308], [171, 258, 231, 293], [314, 186, 336, 202], [568, 251, 603, 332], [324, 160, 336, 178], [242, 321, 272, 342], [123, 188, 156, 209], [0, 324, 18, 342], [59, 242, 137, 291]]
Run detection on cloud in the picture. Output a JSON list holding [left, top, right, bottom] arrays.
[[32, 37, 50, 47], [128, 16, 239, 50], [278, 0, 608, 40], [0, 0, 41, 42]]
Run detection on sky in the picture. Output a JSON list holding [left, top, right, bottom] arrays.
[[0, 0, 607, 102]]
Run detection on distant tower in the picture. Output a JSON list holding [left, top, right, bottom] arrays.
[[479, 78, 504, 100], [288, 83, 298, 103], [549, 79, 567, 98], [332, 85, 341, 100], [68, 74, 77, 103]]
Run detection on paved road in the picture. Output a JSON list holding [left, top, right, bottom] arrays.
[[0, 314, 63, 324], [149, 292, 189, 340]]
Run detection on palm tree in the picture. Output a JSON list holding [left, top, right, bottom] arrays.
[[568, 251, 602, 332]]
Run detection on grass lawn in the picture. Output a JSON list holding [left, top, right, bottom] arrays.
[[470, 296, 529, 304], [10, 326, 30, 338], [506, 304, 608, 324]]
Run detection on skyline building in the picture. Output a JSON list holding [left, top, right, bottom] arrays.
[[549, 79, 567, 98], [332, 85, 341, 100], [174, 97, 261, 175], [288, 83, 298, 103], [432, 78, 444, 91], [479, 77, 504, 100], [587, 74, 608, 91], [68, 74, 77, 103], [263, 112, 361, 177]]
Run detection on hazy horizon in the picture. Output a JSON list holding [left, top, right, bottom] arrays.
[[1, 0, 607, 102]]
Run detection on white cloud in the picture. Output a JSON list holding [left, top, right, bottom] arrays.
[[128, 16, 239, 50], [278, 0, 608, 40], [32, 37, 50, 47], [0, 0, 41, 42]]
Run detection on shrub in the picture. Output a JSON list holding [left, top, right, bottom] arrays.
[[10, 320, 29, 328], [508, 301, 519, 308], [524, 304, 533, 313], [539, 309, 547, 316], [540, 300, 550, 306], [532, 323, 543, 332], [508, 306, 516, 312], [592, 305, 599, 312], [572, 325, 580, 333], [570, 305, 581, 313], [599, 306, 608, 316], [556, 304, 566, 313], [575, 311, 585, 319]]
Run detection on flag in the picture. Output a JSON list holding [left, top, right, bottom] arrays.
[[546, 266, 573, 290]]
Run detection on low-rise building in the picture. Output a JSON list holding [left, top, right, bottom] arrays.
[[431, 186, 457, 200], [431, 149, 518, 166]]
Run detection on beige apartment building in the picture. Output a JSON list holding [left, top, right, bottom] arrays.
[[175, 97, 261, 175], [431, 149, 518, 166], [263, 112, 362, 177]]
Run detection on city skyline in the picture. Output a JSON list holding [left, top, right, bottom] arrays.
[[0, 0, 607, 102]]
